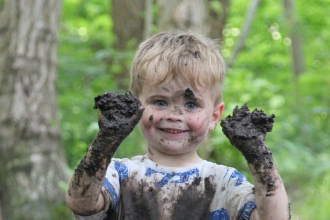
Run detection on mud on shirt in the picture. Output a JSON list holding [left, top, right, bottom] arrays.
[[73, 156, 256, 220]]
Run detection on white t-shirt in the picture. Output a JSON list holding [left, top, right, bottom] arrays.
[[73, 156, 256, 220]]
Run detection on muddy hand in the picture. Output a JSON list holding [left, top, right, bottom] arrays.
[[220, 103, 275, 158], [94, 91, 144, 140]]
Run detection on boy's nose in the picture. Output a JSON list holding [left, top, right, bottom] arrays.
[[165, 106, 183, 121], [172, 106, 183, 115]]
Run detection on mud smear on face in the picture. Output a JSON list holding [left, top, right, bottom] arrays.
[[108, 176, 216, 220], [188, 135, 198, 143], [220, 103, 277, 195], [173, 106, 183, 115], [184, 88, 195, 100]]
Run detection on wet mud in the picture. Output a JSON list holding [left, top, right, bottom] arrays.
[[184, 88, 195, 100], [93, 91, 143, 146], [220, 103, 277, 194], [105, 176, 216, 220], [94, 91, 142, 130]]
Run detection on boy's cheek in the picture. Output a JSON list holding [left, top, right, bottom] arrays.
[[140, 109, 156, 129], [188, 117, 210, 135]]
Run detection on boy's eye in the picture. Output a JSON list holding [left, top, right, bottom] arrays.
[[185, 102, 198, 110], [155, 100, 167, 107]]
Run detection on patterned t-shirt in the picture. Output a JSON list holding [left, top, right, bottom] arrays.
[[73, 156, 256, 220]]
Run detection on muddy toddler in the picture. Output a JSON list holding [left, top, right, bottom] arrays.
[[66, 32, 290, 220]]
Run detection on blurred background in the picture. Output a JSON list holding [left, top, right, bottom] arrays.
[[0, 0, 329, 219]]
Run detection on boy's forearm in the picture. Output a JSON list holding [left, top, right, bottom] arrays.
[[246, 143, 289, 220], [66, 134, 121, 215], [249, 161, 289, 220], [66, 92, 143, 215]]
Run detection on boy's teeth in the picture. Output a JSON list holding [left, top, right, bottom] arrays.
[[164, 129, 182, 134]]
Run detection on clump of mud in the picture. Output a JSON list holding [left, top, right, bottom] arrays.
[[94, 91, 142, 120], [220, 103, 274, 157]]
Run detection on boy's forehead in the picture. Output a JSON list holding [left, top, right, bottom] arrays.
[[142, 81, 207, 98]]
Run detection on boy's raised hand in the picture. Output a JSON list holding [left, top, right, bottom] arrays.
[[220, 103, 274, 163], [93, 92, 144, 152], [66, 92, 144, 215]]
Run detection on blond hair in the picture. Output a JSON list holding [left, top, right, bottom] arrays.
[[129, 32, 226, 104]]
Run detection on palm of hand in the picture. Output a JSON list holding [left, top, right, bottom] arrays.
[[220, 103, 275, 155], [94, 92, 144, 138]]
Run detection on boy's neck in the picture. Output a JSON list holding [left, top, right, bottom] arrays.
[[145, 150, 203, 167]]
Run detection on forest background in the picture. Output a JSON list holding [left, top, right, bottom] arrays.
[[0, 0, 329, 219]]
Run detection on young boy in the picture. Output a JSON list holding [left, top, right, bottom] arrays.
[[66, 32, 289, 219]]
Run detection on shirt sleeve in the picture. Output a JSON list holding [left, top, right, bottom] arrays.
[[223, 168, 256, 220]]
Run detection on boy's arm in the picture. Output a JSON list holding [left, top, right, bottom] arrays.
[[66, 92, 143, 216], [220, 104, 290, 220]]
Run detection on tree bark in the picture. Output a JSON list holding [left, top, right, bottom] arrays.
[[281, 0, 305, 77], [144, 0, 153, 40], [205, 0, 230, 39], [0, 0, 69, 219], [157, 0, 206, 34], [110, 0, 145, 90]]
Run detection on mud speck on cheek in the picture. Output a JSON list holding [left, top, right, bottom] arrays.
[[188, 135, 198, 143], [149, 115, 153, 122], [158, 139, 165, 147]]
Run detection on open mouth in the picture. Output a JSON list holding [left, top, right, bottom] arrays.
[[161, 128, 187, 134]]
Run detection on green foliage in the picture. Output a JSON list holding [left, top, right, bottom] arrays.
[[214, 0, 330, 218], [50, 202, 72, 220], [58, 0, 330, 218]]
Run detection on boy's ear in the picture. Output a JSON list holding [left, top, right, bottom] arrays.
[[209, 102, 224, 131]]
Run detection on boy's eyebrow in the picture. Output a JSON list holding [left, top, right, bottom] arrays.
[[145, 94, 167, 102], [161, 87, 170, 92]]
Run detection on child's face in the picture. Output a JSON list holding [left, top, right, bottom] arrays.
[[139, 76, 224, 157]]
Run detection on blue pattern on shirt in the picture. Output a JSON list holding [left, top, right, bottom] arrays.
[[145, 167, 199, 188], [114, 161, 128, 182], [237, 200, 256, 220], [228, 170, 246, 187], [103, 178, 119, 209], [209, 208, 229, 220]]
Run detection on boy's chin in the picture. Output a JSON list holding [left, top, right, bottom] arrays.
[[155, 144, 199, 156]]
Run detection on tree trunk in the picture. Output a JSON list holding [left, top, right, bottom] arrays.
[[157, 0, 206, 34], [0, 0, 69, 219], [144, 0, 154, 40], [281, 0, 305, 77], [205, 0, 230, 39], [110, 0, 145, 90]]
